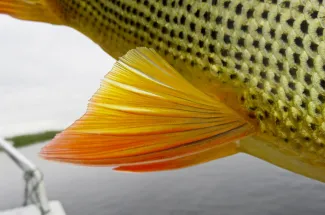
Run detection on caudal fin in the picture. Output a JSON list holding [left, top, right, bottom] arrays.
[[0, 0, 62, 24], [40, 48, 255, 172]]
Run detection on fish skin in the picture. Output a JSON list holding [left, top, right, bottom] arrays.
[[53, 0, 325, 164], [2, 0, 325, 181]]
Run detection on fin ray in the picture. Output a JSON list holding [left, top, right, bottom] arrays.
[[40, 48, 255, 171], [115, 142, 238, 172]]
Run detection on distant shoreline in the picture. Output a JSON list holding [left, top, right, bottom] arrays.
[[4, 130, 61, 148]]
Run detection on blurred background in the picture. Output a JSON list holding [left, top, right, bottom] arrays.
[[1, 16, 325, 215], [0, 16, 114, 137]]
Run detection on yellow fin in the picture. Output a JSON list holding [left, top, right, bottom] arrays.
[[40, 48, 255, 170], [115, 142, 238, 172], [0, 0, 62, 24]]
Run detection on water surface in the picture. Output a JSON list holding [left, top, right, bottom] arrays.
[[1, 143, 325, 215]]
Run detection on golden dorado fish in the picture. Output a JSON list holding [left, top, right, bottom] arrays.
[[2, 0, 325, 182]]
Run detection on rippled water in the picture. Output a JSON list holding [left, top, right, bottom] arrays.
[[1, 142, 325, 215]]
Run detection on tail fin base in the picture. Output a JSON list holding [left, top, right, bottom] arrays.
[[239, 136, 325, 183]]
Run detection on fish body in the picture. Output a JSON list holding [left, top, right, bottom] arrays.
[[2, 0, 325, 182]]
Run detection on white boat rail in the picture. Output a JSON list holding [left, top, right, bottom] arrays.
[[0, 137, 54, 215]]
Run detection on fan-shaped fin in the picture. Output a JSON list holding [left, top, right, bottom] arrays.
[[40, 48, 255, 171]]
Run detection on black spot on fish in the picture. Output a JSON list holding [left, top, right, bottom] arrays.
[[235, 3, 243, 15], [275, 14, 281, 22], [241, 25, 248, 32], [256, 26, 263, 34], [274, 74, 280, 83], [318, 94, 325, 103], [208, 57, 215, 64], [307, 58, 314, 68], [238, 38, 245, 47], [288, 82, 296, 90], [230, 74, 237, 79], [211, 30, 217, 39], [224, 1, 231, 8], [199, 40, 204, 48], [227, 19, 234, 29], [310, 42, 318, 52], [194, 9, 200, 18], [310, 123, 317, 130], [293, 53, 301, 64], [180, 15, 186, 25], [320, 79, 325, 89], [295, 37, 303, 47], [268, 99, 274, 105], [262, 10, 269, 19], [277, 62, 284, 71], [209, 44, 215, 52], [300, 20, 309, 33], [221, 48, 229, 56], [204, 12, 211, 21], [287, 18, 294, 26], [247, 9, 254, 18], [253, 40, 259, 48], [224, 34, 231, 44], [279, 48, 286, 56], [262, 57, 269, 67], [289, 67, 297, 78], [265, 43, 272, 52], [216, 16, 223, 24], [281, 1, 290, 8], [303, 89, 310, 96], [235, 52, 243, 60], [310, 10, 318, 19], [271, 88, 277, 95], [270, 29, 275, 38], [187, 35, 193, 43], [281, 33, 288, 43], [257, 82, 264, 89], [186, 4, 192, 12]]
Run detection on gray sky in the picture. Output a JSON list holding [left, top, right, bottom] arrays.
[[0, 16, 115, 136]]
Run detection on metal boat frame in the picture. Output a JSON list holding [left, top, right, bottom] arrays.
[[0, 138, 51, 215]]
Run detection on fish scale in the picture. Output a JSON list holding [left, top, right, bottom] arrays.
[[55, 0, 325, 161]]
